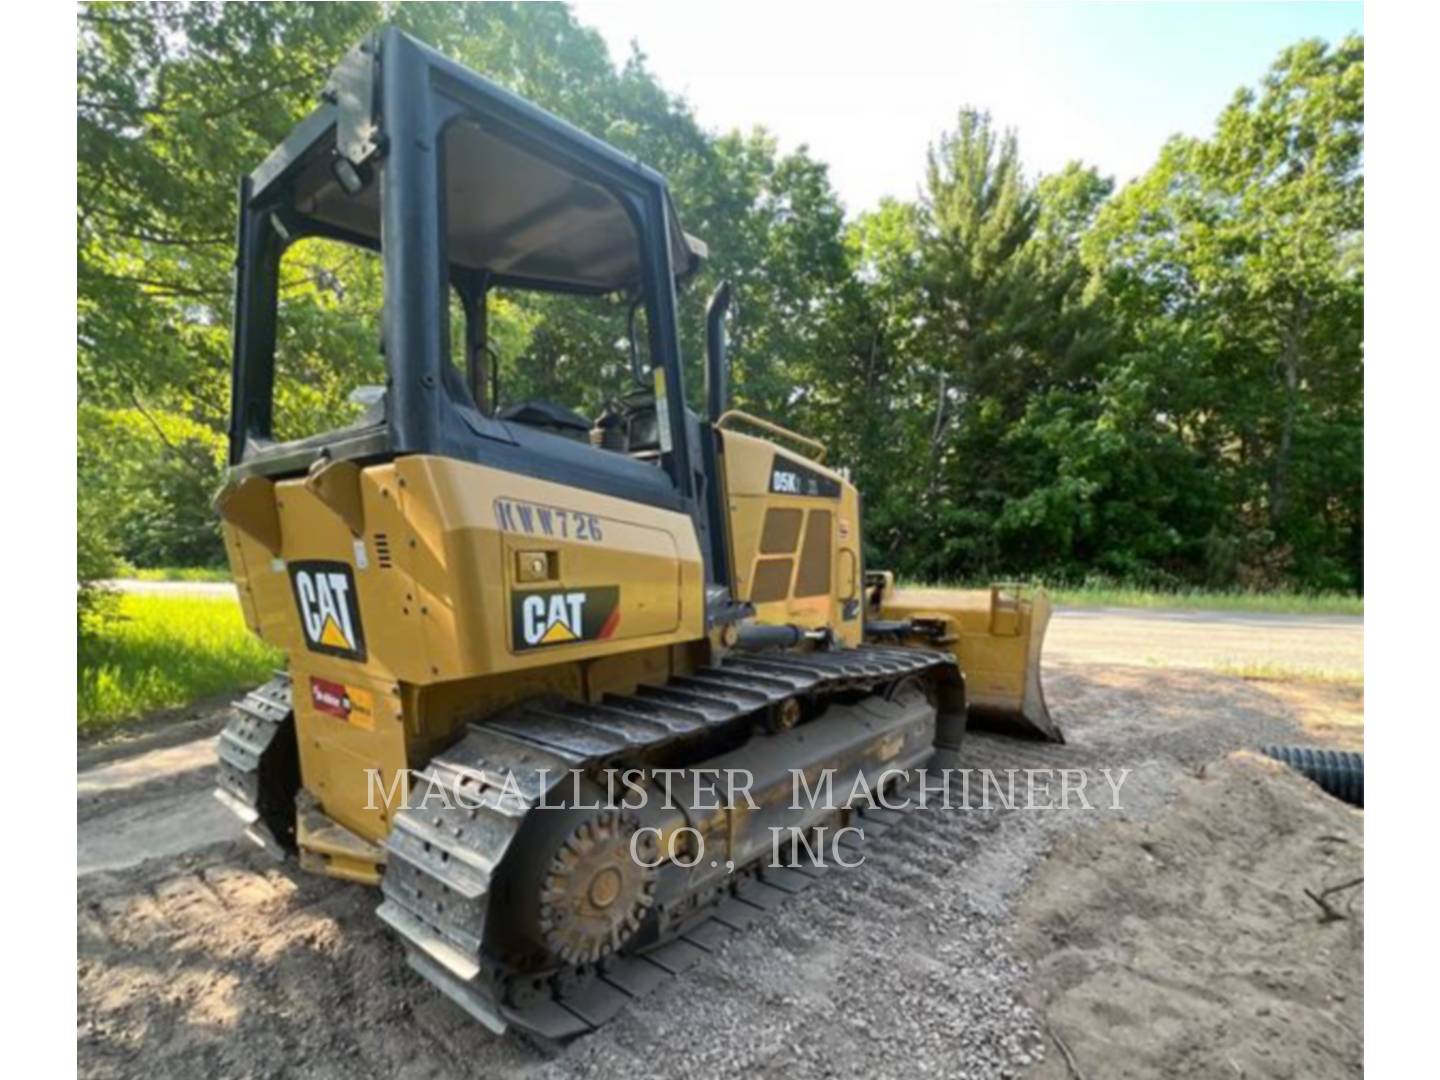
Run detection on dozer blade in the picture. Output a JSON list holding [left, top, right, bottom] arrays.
[[868, 580, 1063, 743]]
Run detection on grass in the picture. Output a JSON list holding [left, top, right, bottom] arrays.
[[80, 573, 1355, 737], [127, 565, 232, 583], [923, 581, 1362, 616], [1209, 660, 1365, 686], [900, 579, 1362, 615], [1048, 585, 1361, 616], [78, 593, 281, 736]]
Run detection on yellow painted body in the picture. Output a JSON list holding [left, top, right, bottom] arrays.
[[222, 454, 707, 867], [717, 429, 863, 646], [219, 422, 1056, 881]]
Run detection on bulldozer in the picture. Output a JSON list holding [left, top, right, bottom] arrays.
[[213, 29, 1060, 1041]]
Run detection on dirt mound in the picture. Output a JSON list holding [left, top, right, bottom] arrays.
[[1018, 752, 1363, 1079]]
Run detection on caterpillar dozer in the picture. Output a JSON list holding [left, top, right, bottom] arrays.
[[213, 29, 1060, 1041]]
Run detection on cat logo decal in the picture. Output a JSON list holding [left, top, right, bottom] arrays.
[[290, 561, 367, 661], [512, 587, 620, 650]]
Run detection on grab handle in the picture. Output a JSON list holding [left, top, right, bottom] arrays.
[[715, 409, 828, 463]]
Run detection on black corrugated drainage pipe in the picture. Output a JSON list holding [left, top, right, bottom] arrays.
[[1262, 745, 1364, 808]]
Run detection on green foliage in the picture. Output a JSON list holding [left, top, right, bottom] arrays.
[[1045, 584, 1363, 617], [77, 4, 1362, 597], [77, 594, 283, 735], [130, 567, 232, 583], [77, 496, 121, 637], [271, 237, 387, 442], [1084, 36, 1364, 590], [822, 111, 1126, 582], [79, 405, 226, 568], [79, 1, 383, 573]]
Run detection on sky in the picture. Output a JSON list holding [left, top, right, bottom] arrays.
[[569, 1, 1363, 215]]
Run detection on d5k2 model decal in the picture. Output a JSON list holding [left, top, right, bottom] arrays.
[[512, 586, 620, 650], [289, 561, 367, 661], [769, 454, 841, 499]]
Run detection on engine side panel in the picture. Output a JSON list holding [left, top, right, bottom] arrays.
[[718, 429, 863, 645]]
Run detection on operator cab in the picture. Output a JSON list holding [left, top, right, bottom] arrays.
[[228, 29, 732, 579]]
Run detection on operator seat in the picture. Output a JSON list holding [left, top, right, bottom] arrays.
[[591, 392, 661, 455]]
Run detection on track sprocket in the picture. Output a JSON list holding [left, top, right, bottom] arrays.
[[538, 812, 655, 966]]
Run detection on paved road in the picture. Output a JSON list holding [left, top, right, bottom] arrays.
[[105, 578, 237, 597], [78, 737, 236, 875], [1045, 606, 1362, 676]]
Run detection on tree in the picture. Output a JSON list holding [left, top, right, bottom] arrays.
[[1086, 36, 1364, 588], [76, 7, 1363, 594], [79, 2, 384, 570], [839, 111, 1116, 581], [77, 2, 856, 570]]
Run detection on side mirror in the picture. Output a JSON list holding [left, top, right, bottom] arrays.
[[705, 281, 733, 423]]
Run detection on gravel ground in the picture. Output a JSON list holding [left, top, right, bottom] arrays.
[[76, 664, 1360, 1079]]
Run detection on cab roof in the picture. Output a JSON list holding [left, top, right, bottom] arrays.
[[248, 29, 705, 295]]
